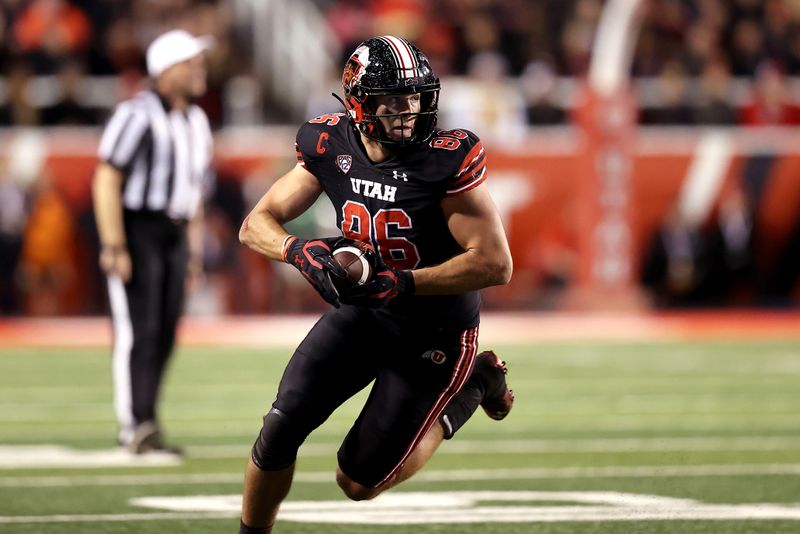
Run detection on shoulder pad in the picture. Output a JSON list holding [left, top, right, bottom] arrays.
[[306, 112, 348, 127], [428, 129, 487, 196], [295, 113, 349, 170]]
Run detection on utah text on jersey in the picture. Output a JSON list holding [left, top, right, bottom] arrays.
[[350, 177, 398, 202]]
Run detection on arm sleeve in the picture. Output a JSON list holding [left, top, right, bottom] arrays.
[[445, 131, 487, 197], [97, 102, 150, 171]]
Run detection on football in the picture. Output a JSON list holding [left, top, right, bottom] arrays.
[[331, 243, 373, 291]]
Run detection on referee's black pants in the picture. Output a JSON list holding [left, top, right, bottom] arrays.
[[106, 211, 188, 444]]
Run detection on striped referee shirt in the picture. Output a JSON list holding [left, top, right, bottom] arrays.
[[98, 90, 213, 221]]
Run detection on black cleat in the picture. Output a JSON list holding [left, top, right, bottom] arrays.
[[475, 350, 515, 421]]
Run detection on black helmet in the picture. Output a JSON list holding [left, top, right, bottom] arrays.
[[340, 35, 440, 146]]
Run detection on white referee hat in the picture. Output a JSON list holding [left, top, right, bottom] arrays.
[[146, 30, 214, 77]]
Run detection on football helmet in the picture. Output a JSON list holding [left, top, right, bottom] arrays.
[[339, 35, 440, 146]]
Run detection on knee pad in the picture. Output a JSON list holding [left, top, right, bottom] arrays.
[[251, 407, 306, 471]]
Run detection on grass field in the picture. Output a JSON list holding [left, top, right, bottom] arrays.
[[1, 338, 799, 533]]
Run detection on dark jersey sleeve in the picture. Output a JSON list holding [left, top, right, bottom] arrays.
[[294, 113, 348, 176], [443, 130, 487, 197]]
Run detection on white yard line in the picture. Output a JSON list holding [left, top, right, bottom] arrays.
[[1, 464, 799, 488], [3, 490, 800, 524], [187, 436, 800, 458], [0, 512, 236, 524], [1, 437, 799, 469]]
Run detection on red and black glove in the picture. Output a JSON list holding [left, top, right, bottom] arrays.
[[338, 253, 415, 308], [282, 235, 349, 307]]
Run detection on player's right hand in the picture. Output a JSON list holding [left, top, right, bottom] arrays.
[[282, 236, 349, 307]]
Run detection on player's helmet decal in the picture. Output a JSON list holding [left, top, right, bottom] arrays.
[[340, 35, 440, 146], [342, 45, 370, 93]]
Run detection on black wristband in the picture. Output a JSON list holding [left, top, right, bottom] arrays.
[[398, 269, 415, 296]]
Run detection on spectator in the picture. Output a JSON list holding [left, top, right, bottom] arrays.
[[784, 26, 800, 74], [18, 173, 77, 315], [102, 17, 146, 75], [13, 0, 92, 74], [729, 19, 766, 76], [640, 60, 695, 125], [0, 60, 39, 125], [706, 185, 756, 303], [41, 59, 100, 125], [641, 208, 711, 307], [519, 59, 566, 125], [740, 60, 800, 125], [762, 215, 800, 304], [440, 50, 527, 144], [682, 22, 721, 75], [0, 157, 28, 314], [694, 56, 739, 125]]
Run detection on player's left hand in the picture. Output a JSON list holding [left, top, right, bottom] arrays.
[[338, 255, 415, 308]]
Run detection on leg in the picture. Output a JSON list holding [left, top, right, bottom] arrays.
[[336, 348, 514, 501], [151, 228, 188, 425], [241, 457, 294, 530], [439, 350, 515, 439], [241, 306, 380, 530], [335, 324, 480, 501], [336, 422, 445, 500], [108, 218, 163, 448], [126, 221, 165, 428]]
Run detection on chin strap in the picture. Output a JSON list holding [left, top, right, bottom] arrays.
[[331, 92, 353, 119]]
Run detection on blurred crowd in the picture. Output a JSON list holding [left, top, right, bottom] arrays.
[[2, 0, 800, 316], [0, 0, 243, 128], [2, 0, 800, 128]]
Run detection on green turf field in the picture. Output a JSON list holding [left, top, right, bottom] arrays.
[[1, 340, 799, 533]]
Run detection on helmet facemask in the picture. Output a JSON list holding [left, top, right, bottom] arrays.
[[355, 86, 439, 146]]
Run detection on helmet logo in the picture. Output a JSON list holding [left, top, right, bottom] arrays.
[[342, 45, 370, 93], [336, 155, 352, 174]]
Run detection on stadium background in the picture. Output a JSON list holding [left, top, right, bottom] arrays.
[[1, 1, 800, 533], [1, 0, 799, 316]]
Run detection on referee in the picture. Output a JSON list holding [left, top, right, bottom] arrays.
[[92, 30, 214, 455]]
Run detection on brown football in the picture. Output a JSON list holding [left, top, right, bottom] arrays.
[[331, 244, 372, 291]]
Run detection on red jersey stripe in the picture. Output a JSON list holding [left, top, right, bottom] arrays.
[[446, 166, 487, 196], [455, 142, 485, 178]]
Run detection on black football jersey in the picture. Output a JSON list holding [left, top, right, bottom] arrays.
[[296, 113, 488, 327]]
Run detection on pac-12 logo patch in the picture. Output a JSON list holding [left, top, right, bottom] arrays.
[[337, 154, 352, 174], [423, 349, 447, 364]]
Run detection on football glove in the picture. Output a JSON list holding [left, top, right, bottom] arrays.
[[282, 235, 349, 307], [338, 253, 415, 308]]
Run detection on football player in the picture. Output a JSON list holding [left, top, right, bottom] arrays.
[[238, 35, 514, 533]]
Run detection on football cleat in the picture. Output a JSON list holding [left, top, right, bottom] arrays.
[[475, 350, 515, 421]]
